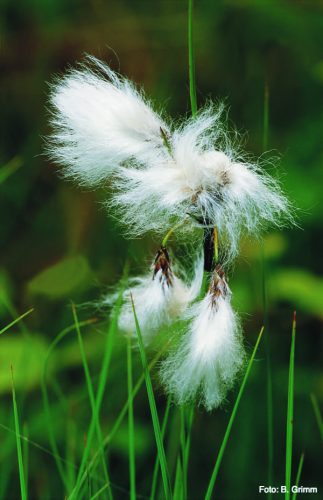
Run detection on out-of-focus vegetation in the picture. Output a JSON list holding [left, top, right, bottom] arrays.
[[0, 1, 322, 498]]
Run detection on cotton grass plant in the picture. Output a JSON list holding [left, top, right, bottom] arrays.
[[1, 2, 311, 499], [47, 54, 293, 411]]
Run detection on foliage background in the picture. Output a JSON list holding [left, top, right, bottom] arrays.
[[0, 0, 322, 498]]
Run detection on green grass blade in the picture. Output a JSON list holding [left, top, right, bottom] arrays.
[[89, 482, 111, 500], [0, 156, 23, 184], [181, 405, 194, 499], [41, 319, 95, 490], [72, 304, 111, 495], [150, 397, 172, 500], [131, 296, 172, 500], [22, 423, 29, 499], [70, 273, 127, 499], [76, 345, 166, 494], [205, 327, 264, 500], [292, 452, 304, 500], [173, 458, 183, 500], [261, 80, 274, 494], [11, 366, 27, 500], [127, 336, 136, 500], [285, 312, 296, 500], [310, 393, 323, 441], [188, 0, 197, 116], [72, 304, 111, 493], [0, 308, 34, 336]]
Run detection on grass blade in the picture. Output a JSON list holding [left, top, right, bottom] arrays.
[[131, 295, 172, 500], [22, 423, 29, 499], [41, 319, 96, 491], [188, 0, 197, 115], [0, 308, 34, 336], [75, 344, 167, 494], [205, 327, 264, 500], [11, 366, 27, 500], [70, 273, 127, 499], [261, 80, 274, 494], [292, 452, 304, 500], [285, 311, 297, 500], [150, 397, 172, 500], [127, 336, 136, 500], [310, 393, 323, 441], [179, 406, 194, 499], [72, 304, 111, 494]]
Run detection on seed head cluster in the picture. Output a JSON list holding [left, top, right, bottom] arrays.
[[47, 57, 294, 410]]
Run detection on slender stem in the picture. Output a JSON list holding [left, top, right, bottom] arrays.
[[205, 327, 264, 500], [188, 0, 197, 116], [162, 220, 186, 248], [263, 81, 269, 151], [262, 79, 274, 495], [213, 228, 219, 264], [292, 452, 304, 500], [127, 337, 136, 500], [285, 311, 296, 500]]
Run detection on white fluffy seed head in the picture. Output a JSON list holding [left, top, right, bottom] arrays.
[[48, 56, 294, 261], [160, 283, 246, 410], [47, 56, 171, 186], [102, 251, 204, 344]]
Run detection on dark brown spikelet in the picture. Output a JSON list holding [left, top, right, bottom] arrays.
[[153, 246, 173, 287], [209, 264, 229, 310]]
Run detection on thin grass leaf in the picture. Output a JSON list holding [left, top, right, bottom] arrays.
[[0, 308, 34, 336], [11, 366, 27, 500], [131, 295, 172, 500], [173, 458, 183, 500], [150, 397, 172, 500], [205, 327, 264, 500], [41, 319, 96, 491], [188, 0, 197, 116], [0, 156, 23, 184], [179, 407, 193, 500], [127, 336, 136, 500], [285, 311, 297, 500], [310, 393, 323, 441], [262, 80, 274, 494], [22, 423, 29, 499], [76, 344, 167, 494], [72, 304, 111, 493], [89, 482, 111, 500], [292, 452, 304, 500], [70, 271, 128, 500]]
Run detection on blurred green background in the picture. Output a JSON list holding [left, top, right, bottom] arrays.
[[0, 0, 322, 498]]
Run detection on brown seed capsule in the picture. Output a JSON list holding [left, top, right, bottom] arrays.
[[153, 246, 173, 287], [209, 264, 229, 310]]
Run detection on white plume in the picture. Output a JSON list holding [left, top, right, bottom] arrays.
[[47, 56, 171, 185], [160, 275, 245, 410], [48, 57, 293, 259], [112, 105, 292, 258], [104, 251, 204, 344]]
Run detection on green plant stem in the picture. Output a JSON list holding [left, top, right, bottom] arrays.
[[131, 295, 172, 500], [127, 336, 136, 500], [188, 0, 197, 116], [72, 304, 111, 494], [0, 308, 34, 336], [41, 319, 96, 491], [292, 452, 304, 500], [262, 79, 274, 494], [205, 327, 264, 500], [150, 397, 171, 500], [11, 366, 27, 500], [310, 393, 323, 441], [285, 312, 296, 500]]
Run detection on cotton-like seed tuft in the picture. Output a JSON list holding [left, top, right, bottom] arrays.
[[160, 268, 246, 410]]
